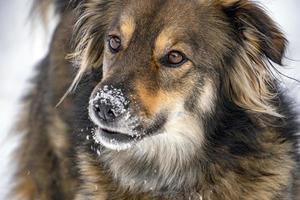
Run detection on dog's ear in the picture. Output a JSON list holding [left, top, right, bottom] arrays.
[[221, 0, 287, 65], [220, 0, 287, 117]]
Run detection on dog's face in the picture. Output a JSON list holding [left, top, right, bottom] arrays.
[[83, 0, 286, 152], [73, 0, 286, 192], [87, 0, 226, 151]]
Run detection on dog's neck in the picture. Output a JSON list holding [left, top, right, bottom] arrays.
[[100, 137, 205, 194], [97, 133, 294, 200]]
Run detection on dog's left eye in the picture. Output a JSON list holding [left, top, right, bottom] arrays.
[[108, 35, 121, 53], [161, 51, 187, 67]]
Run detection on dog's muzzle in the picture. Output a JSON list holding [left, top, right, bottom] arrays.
[[88, 85, 143, 150]]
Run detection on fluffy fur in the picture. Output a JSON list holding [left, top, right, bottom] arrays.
[[11, 0, 299, 199]]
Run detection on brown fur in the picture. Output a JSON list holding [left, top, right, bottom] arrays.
[[11, 0, 299, 199]]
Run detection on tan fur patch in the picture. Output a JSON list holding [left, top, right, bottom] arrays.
[[219, 0, 240, 6], [120, 14, 136, 47], [154, 28, 174, 56], [13, 173, 37, 200], [136, 81, 179, 117]]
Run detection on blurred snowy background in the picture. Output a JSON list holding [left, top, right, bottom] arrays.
[[0, 0, 299, 199]]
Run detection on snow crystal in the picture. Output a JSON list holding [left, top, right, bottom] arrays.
[[96, 149, 101, 156], [92, 133, 101, 144]]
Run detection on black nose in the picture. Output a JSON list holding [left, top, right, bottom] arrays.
[[91, 86, 128, 123], [93, 102, 117, 122]]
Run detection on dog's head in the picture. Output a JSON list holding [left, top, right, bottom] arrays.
[[73, 0, 285, 149], [71, 0, 286, 152]]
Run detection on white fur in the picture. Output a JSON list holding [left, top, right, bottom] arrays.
[[136, 103, 204, 172], [198, 79, 216, 113]]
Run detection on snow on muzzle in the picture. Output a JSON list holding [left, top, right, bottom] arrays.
[[89, 85, 140, 134], [88, 85, 145, 150]]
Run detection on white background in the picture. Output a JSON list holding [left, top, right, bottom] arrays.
[[0, 0, 299, 199]]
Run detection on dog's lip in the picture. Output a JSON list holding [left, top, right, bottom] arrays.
[[97, 127, 137, 142], [93, 121, 166, 150], [100, 127, 129, 137]]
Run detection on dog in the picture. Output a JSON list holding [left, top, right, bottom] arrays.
[[10, 0, 299, 199]]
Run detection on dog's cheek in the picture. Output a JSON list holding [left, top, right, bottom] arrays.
[[134, 80, 179, 118], [196, 79, 216, 114]]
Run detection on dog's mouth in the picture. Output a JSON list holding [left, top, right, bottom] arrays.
[[93, 115, 167, 151], [99, 128, 136, 142], [93, 127, 144, 151]]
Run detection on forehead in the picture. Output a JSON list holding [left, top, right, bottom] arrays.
[[116, 0, 216, 34], [108, 0, 230, 65]]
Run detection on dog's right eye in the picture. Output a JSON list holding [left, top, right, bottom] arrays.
[[108, 35, 121, 53], [161, 50, 187, 68]]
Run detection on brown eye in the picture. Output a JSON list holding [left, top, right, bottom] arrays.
[[162, 50, 187, 67], [108, 35, 121, 53]]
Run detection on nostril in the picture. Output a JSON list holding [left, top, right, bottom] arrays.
[[106, 109, 116, 120], [93, 104, 100, 112], [93, 102, 117, 122], [93, 103, 105, 120]]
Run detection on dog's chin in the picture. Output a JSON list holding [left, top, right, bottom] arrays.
[[94, 127, 141, 151]]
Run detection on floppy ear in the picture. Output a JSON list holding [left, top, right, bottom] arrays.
[[220, 0, 287, 117], [221, 0, 287, 65]]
